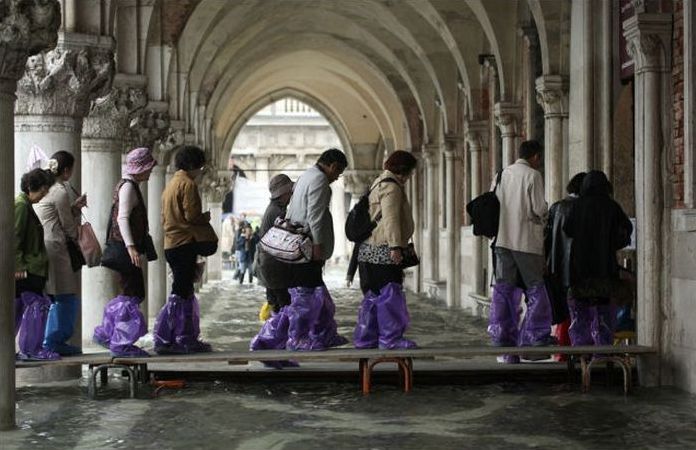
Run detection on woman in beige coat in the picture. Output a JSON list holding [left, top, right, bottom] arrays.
[[34, 151, 87, 355], [354, 150, 418, 350]]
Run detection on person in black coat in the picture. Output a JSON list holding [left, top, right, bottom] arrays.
[[544, 172, 586, 351], [563, 170, 632, 347]]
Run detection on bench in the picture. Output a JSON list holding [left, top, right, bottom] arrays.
[[16, 345, 656, 398]]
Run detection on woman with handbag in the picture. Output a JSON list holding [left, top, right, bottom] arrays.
[[93, 147, 157, 357], [153, 145, 217, 354], [14, 168, 59, 360], [354, 150, 418, 350], [34, 151, 87, 355]]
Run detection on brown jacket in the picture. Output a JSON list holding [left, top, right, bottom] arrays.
[[366, 170, 414, 248], [162, 170, 217, 250]]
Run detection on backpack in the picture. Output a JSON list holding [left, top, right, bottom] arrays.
[[465, 170, 502, 238], [345, 177, 397, 243]]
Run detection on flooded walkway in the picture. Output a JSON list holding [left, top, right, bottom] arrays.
[[7, 266, 696, 449]]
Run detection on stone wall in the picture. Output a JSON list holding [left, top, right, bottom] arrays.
[[672, 0, 685, 207]]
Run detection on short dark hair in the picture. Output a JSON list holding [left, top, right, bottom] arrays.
[[567, 172, 587, 195], [21, 169, 54, 194], [49, 151, 75, 176], [174, 145, 206, 171], [518, 140, 543, 160], [317, 148, 348, 169], [384, 150, 418, 175]]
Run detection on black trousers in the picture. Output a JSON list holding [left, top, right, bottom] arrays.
[[358, 262, 404, 295], [266, 288, 291, 312], [289, 261, 325, 288], [114, 264, 145, 299], [165, 241, 218, 298], [15, 274, 47, 296]]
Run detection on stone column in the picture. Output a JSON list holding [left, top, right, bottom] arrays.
[[494, 102, 521, 168], [444, 135, 463, 308], [201, 172, 231, 281], [81, 76, 146, 343], [330, 178, 348, 261], [422, 145, 441, 284], [466, 121, 489, 295], [0, 0, 61, 432], [536, 75, 569, 204], [624, 13, 672, 386], [15, 33, 114, 354]]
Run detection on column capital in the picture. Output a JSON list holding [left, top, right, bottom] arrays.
[[623, 13, 672, 74], [201, 170, 232, 204], [0, 0, 61, 86], [465, 120, 489, 152], [493, 102, 521, 137], [83, 74, 147, 140], [155, 120, 186, 165], [343, 169, 380, 195], [535, 75, 569, 118], [128, 101, 171, 151], [444, 134, 464, 158], [15, 32, 115, 117]]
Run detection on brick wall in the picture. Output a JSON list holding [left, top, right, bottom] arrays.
[[672, 0, 685, 207]]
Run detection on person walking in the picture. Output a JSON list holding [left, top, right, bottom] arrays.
[[544, 172, 586, 359], [34, 151, 87, 355], [563, 170, 632, 347], [489, 140, 554, 364], [153, 145, 218, 354], [283, 149, 349, 351], [93, 147, 157, 357], [15, 168, 59, 360], [353, 150, 418, 349]]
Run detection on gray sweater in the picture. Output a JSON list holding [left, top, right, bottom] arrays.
[[285, 165, 334, 260]]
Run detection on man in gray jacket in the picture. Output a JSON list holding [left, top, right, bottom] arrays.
[[283, 148, 348, 350], [489, 140, 555, 363]]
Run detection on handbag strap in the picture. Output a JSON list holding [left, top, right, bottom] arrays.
[[369, 177, 399, 223]]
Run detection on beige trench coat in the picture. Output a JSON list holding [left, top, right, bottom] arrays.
[[34, 181, 81, 295]]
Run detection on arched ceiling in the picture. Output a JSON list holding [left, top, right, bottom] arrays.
[[159, 0, 557, 170]]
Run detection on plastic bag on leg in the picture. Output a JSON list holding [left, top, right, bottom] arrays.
[[376, 283, 416, 350], [353, 291, 378, 349], [17, 292, 59, 360]]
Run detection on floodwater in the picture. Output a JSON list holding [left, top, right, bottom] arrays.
[[5, 265, 696, 449]]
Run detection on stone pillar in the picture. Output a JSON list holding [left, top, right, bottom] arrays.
[[81, 76, 146, 343], [494, 102, 521, 168], [0, 0, 61, 431], [15, 33, 114, 356], [147, 165, 166, 317], [600, 0, 614, 179], [330, 178, 348, 261], [422, 145, 440, 283], [201, 172, 231, 281], [536, 75, 569, 204], [466, 122, 489, 295], [444, 135, 462, 308], [520, 25, 540, 141], [624, 13, 672, 386]]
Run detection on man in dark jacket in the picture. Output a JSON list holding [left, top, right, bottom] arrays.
[[563, 170, 633, 347], [545, 172, 586, 355]]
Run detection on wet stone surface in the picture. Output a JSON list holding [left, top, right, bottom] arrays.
[[7, 266, 696, 449]]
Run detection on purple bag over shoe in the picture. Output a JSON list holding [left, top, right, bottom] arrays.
[[250, 307, 298, 368], [17, 292, 59, 360], [519, 283, 555, 346], [375, 283, 416, 349], [109, 297, 148, 356], [309, 286, 348, 349], [567, 297, 594, 346], [353, 291, 379, 349], [488, 281, 522, 346], [154, 294, 210, 354], [14, 295, 25, 337]]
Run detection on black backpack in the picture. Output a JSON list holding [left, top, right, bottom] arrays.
[[465, 170, 502, 239], [345, 178, 397, 243]]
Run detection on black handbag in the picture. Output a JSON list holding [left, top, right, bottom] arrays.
[[141, 234, 158, 262], [101, 239, 131, 272], [66, 239, 86, 272], [400, 243, 420, 268]]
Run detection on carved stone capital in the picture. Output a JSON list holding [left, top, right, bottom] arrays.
[[343, 169, 380, 195], [15, 32, 115, 117], [201, 171, 232, 204], [155, 120, 185, 165], [0, 0, 61, 84], [493, 102, 521, 137], [83, 77, 147, 140], [623, 13, 672, 74], [127, 102, 171, 150], [535, 75, 569, 118], [465, 121, 489, 152]]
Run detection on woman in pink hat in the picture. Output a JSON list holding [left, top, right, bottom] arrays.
[[94, 147, 157, 357]]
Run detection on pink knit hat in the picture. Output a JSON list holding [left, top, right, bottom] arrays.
[[125, 147, 157, 175]]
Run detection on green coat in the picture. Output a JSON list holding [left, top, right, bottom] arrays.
[[15, 193, 48, 278]]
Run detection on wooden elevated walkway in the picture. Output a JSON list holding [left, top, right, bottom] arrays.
[[16, 345, 656, 398]]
